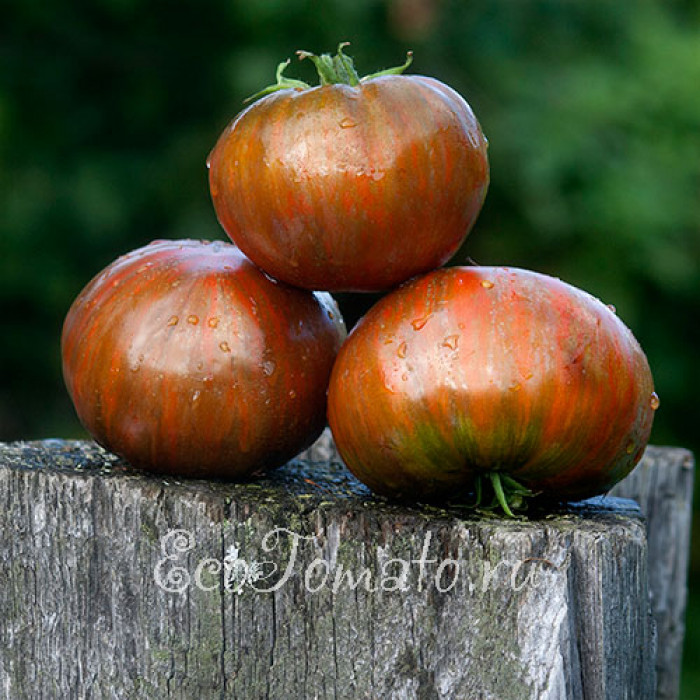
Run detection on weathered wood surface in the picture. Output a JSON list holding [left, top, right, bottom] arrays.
[[1, 435, 688, 700], [609, 445, 695, 700], [309, 433, 696, 700]]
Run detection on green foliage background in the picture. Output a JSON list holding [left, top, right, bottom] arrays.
[[1, 0, 698, 693]]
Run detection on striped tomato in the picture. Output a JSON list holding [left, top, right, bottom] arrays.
[[208, 45, 489, 292], [327, 266, 657, 513], [62, 239, 345, 478]]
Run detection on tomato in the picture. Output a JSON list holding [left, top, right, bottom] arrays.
[[62, 239, 346, 478], [207, 45, 489, 292], [327, 266, 657, 512]]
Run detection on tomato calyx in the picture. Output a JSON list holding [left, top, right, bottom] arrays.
[[297, 42, 361, 87], [298, 42, 413, 86], [472, 472, 536, 519], [245, 42, 413, 103]]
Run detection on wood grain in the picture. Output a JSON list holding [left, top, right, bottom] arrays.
[[0, 436, 689, 699]]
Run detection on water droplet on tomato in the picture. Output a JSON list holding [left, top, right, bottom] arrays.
[[289, 389, 297, 399], [187, 315, 199, 325], [208, 316, 220, 329], [262, 360, 276, 377], [171, 280, 181, 288], [411, 316, 431, 331], [219, 341, 231, 353], [136, 263, 152, 274], [607, 304, 617, 314], [481, 280, 494, 289], [167, 316, 179, 327], [650, 392, 660, 410], [397, 341, 408, 359], [509, 382, 522, 393], [192, 390, 201, 402], [401, 373, 409, 381], [441, 335, 459, 351], [339, 117, 357, 129]]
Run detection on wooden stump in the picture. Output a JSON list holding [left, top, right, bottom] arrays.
[[610, 445, 695, 700], [0, 435, 692, 700]]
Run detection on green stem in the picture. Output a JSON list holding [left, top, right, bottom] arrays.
[[500, 473, 535, 496], [489, 473, 516, 518], [244, 59, 310, 103], [297, 43, 361, 86], [473, 475, 483, 508], [362, 51, 413, 81], [335, 42, 360, 85], [464, 472, 536, 518], [297, 49, 340, 85]]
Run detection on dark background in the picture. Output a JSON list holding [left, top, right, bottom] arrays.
[[1, 0, 698, 693]]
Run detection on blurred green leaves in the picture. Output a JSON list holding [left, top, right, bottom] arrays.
[[449, 2, 700, 458]]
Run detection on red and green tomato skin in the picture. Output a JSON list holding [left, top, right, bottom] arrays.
[[327, 267, 656, 502], [62, 239, 346, 478], [208, 75, 489, 292]]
